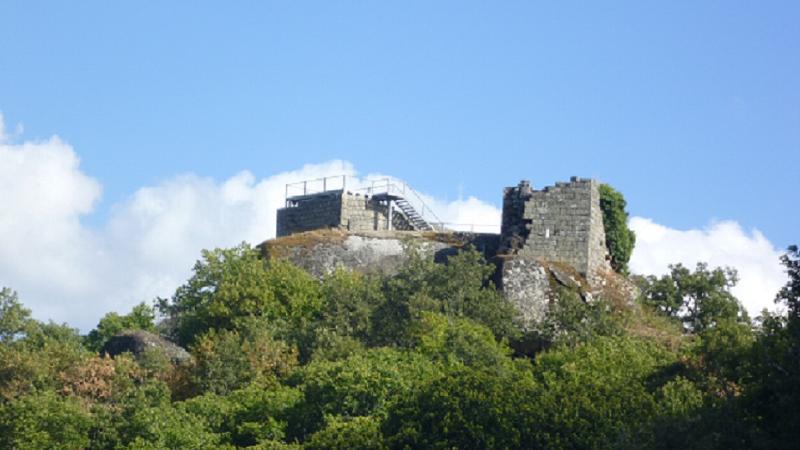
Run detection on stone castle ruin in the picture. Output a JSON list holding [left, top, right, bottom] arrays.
[[500, 177, 611, 276], [269, 175, 620, 328], [276, 175, 610, 276]]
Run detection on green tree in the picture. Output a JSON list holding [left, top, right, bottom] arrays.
[[86, 302, 156, 351], [383, 363, 536, 449], [0, 320, 88, 401], [0, 390, 92, 450], [410, 312, 512, 368], [190, 319, 298, 395], [777, 245, 800, 319], [287, 347, 441, 440], [533, 285, 625, 349], [158, 243, 322, 346], [304, 416, 385, 450], [741, 245, 800, 448], [372, 248, 517, 346], [0, 287, 34, 343], [599, 184, 636, 273], [182, 383, 302, 447], [641, 263, 748, 332], [317, 268, 384, 342]]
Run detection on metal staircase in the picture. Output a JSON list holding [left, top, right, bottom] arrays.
[[392, 197, 434, 231], [283, 175, 446, 232], [358, 178, 443, 232]]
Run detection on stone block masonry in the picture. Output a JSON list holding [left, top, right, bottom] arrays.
[[277, 191, 412, 237], [277, 191, 343, 237], [500, 177, 611, 276]]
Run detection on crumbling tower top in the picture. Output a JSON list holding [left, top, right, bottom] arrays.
[[500, 177, 611, 276]]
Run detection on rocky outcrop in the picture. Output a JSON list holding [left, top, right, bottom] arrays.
[[259, 229, 500, 278], [259, 228, 637, 332], [496, 257, 552, 330], [102, 330, 192, 365]]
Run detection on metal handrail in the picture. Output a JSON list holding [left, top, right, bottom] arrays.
[[285, 175, 347, 199], [284, 175, 445, 228], [352, 178, 444, 226]]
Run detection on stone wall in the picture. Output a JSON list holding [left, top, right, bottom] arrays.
[[500, 177, 611, 276], [277, 191, 343, 237], [277, 191, 414, 237], [340, 193, 409, 232]]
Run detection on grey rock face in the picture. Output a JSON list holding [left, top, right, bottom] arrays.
[[497, 257, 552, 331], [262, 230, 500, 279], [102, 330, 192, 365]]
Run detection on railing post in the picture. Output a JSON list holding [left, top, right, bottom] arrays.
[[323, 177, 327, 192], [303, 181, 307, 196], [342, 175, 346, 191]]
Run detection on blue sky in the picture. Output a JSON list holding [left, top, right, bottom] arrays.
[[0, 2, 797, 329]]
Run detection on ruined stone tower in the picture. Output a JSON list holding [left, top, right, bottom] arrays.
[[500, 177, 611, 276]]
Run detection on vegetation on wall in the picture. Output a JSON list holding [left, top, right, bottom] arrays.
[[599, 183, 637, 273], [1, 242, 799, 449]]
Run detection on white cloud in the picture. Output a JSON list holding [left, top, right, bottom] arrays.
[[0, 131, 103, 323], [0, 115, 504, 331], [629, 217, 787, 317], [0, 114, 786, 331]]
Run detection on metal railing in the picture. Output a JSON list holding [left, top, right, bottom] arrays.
[[282, 175, 500, 234], [351, 178, 444, 228], [285, 175, 348, 199]]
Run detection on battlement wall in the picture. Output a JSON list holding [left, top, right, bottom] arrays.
[[501, 177, 610, 276]]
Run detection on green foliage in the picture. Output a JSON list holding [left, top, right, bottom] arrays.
[[383, 363, 536, 449], [737, 245, 800, 448], [641, 262, 748, 332], [527, 336, 678, 449], [533, 285, 626, 348], [777, 244, 800, 319], [0, 390, 92, 450], [4, 241, 800, 449], [0, 321, 88, 401], [411, 312, 511, 368], [190, 319, 298, 395], [0, 287, 34, 343], [599, 183, 636, 273], [305, 416, 386, 450], [372, 248, 517, 346], [287, 347, 441, 440], [182, 383, 302, 447], [158, 243, 322, 346], [82, 373, 230, 449], [318, 269, 384, 341], [86, 302, 156, 351]]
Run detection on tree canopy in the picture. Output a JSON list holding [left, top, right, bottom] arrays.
[[0, 242, 798, 449]]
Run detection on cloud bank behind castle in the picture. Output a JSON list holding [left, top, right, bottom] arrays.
[[0, 115, 787, 331]]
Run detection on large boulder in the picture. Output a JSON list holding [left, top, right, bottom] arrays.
[[102, 330, 192, 365]]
